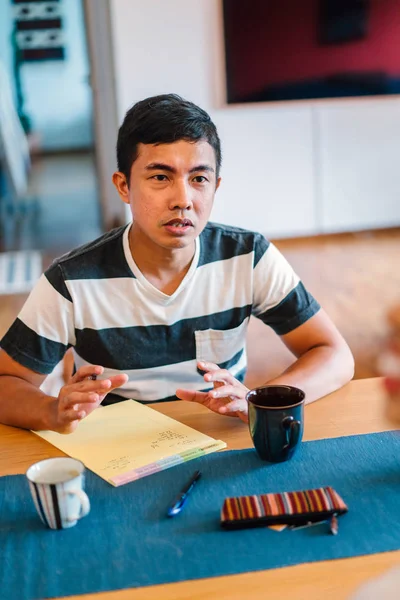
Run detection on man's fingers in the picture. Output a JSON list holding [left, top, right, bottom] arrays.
[[61, 391, 100, 409], [63, 379, 112, 396], [220, 400, 249, 423], [200, 365, 236, 387], [70, 365, 104, 384], [218, 399, 248, 414], [62, 409, 87, 423], [176, 389, 208, 403], [61, 374, 128, 410], [205, 396, 228, 413], [108, 374, 129, 390], [56, 371, 129, 433], [70, 373, 128, 394], [60, 394, 102, 424], [66, 372, 128, 394], [197, 361, 219, 373], [206, 372, 234, 385], [209, 384, 243, 399]]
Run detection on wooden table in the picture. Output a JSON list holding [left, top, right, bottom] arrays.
[[1, 377, 399, 600]]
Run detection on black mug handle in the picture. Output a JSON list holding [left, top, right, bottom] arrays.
[[282, 416, 301, 451]]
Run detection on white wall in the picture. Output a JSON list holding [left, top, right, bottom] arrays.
[[317, 100, 400, 232], [109, 0, 400, 238], [20, 0, 93, 150]]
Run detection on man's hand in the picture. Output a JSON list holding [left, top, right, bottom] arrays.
[[176, 361, 249, 423], [54, 365, 128, 433]]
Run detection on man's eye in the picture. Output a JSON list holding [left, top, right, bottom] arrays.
[[152, 174, 168, 181], [193, 176, 207, 183]]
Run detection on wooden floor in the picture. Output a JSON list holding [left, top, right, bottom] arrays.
[[1, 223, 400, 387]]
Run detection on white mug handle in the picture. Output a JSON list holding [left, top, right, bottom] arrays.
[[66, 489, 90, 522]]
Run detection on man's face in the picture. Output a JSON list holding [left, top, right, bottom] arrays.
[[114, 139, 220, 251]]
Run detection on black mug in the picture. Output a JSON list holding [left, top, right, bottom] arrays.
[[246, 385, 305, 463]]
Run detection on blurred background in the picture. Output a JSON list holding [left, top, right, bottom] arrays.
[[1, 0, 400, 388]]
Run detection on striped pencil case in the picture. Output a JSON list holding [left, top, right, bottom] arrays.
[[221, 486, 348, 534]]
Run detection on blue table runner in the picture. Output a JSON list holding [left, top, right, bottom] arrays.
[[1, 431, 400, 600]]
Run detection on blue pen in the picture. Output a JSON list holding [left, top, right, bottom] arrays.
[[167, 470, 202, 517]]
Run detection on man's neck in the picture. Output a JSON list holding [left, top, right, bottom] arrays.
[[128, 225, 196, 294]]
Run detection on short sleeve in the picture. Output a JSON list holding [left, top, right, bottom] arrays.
[[252, 241, 320, 335], [0, 262, 75, 374]]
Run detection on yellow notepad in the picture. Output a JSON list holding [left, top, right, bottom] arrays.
[[34, 400, 227, 486]]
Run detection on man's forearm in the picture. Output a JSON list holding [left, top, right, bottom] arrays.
[[0, 375, 57, 430], [264, 344, 354, 404]]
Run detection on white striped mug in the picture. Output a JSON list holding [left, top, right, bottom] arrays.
[[26, 457, 90, 530]]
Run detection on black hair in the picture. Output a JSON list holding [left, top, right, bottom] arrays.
[[116, 94, 222, 183]]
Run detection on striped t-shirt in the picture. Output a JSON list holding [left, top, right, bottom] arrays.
[[1, 222, 320, 403]]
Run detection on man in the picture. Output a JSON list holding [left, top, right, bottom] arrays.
[[0, 94, 354, 433]]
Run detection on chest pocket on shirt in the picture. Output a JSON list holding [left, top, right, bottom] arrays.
[[194, 318, 248, 367]]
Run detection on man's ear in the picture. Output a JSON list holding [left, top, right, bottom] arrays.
[[112, 172, 130, 204], [215, 177, 222, 191]]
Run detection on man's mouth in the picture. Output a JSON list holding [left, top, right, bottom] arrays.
[[164, 218, 194, 228]]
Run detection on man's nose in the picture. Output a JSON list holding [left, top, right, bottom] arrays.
[[169, 182, 193, 211]]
